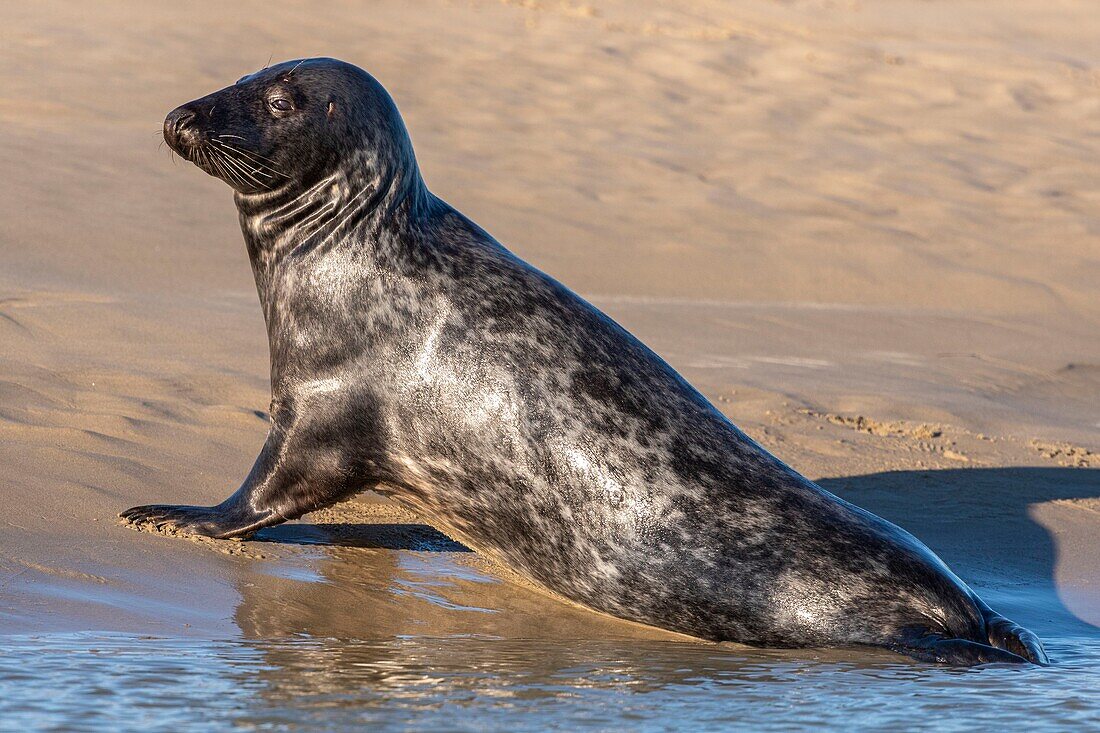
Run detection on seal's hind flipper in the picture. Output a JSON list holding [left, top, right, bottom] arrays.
[[984, 613, 1050, 665], [894, 629, 1031, 666]]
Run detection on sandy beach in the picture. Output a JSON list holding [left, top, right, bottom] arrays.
[[1, 1, 1099, 729]]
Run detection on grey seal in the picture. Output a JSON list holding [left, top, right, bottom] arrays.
[[121, 58, 1048, 665]]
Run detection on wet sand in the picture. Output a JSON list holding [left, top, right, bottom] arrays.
[[1, 1, 1099, 724]]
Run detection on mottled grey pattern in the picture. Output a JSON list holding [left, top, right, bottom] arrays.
[[122, 58, 1047, 665]]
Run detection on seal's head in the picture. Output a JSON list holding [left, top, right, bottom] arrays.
[[162, 58, 419, 198]]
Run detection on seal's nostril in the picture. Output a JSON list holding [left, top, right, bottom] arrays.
[[174, 109, 196, 132], [163, 106, 200, 148]]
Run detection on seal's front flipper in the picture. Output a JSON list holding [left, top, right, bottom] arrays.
[[984, 612, 1050, 665], [121, 408, 374, 540], [894, 628, 1030, 666], [119, 503, 270, 539], [121, 427, 303, 539]]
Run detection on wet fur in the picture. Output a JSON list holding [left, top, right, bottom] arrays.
[[122, 58, 1048, 666]]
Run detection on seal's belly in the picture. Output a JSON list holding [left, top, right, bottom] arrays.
[[378, 335, 968, 646]]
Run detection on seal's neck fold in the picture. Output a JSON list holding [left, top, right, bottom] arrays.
[[232, 152, 431, 335], [235, 161, 427, 255]]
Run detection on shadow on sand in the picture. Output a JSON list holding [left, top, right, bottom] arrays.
[[256, 522, 471, 552], [818, 466, 1100, 635]]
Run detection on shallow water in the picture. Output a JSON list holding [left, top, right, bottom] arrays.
[[5, 475, 1100, 732], [3, 630, 1100, 731]]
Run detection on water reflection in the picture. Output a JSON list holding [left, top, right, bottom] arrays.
[[238, 518, 687, 641], [7, 469, 1100, 730], [6, 632, 1099, 731]]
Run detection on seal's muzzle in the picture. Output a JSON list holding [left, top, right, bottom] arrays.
[[163, 106, 201, 152]]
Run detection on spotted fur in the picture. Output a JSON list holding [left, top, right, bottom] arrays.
[[122, 58, 1047, 666]]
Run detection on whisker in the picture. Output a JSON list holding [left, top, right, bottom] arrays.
[[212, 149, 285, 186], [225, 152, 269, 188], [209, 141, 281, 179], [211, 137, 285, 169], [224, 156, 275, 180], [222, 158, 250, 190], [215, 151, 255, 187], [218, 150, 269, 190], [207, 146, 245, 189], [219, 146, 281, 173]]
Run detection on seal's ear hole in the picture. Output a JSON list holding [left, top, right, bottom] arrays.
[[327, 101, 337, 120]]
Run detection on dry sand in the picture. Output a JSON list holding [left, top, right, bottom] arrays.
[[1, 1, 1098, 650]]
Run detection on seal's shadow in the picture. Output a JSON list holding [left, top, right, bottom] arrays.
[[819, 467, 1100, 634], [255, 522, 471, 552]]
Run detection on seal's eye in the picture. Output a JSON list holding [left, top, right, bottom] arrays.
[[269, 98, 294, 113]]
